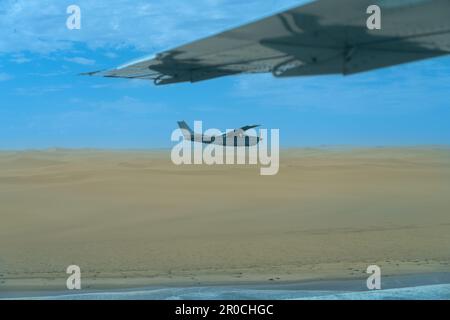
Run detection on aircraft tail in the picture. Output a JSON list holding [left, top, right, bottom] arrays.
[[177, 121, 194, 140]]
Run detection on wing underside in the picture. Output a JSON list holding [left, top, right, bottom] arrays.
[[85, 0, 450, 85]]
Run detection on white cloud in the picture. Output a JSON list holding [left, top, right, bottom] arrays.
[[14, 84, 72, 96], [64, 56, 96, 65], [0, 72, 12, 81], [104, 52, 118, 59], [10, 53, 31, 64]]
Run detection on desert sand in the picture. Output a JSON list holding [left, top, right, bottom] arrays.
[[1, 147, 450, 292]]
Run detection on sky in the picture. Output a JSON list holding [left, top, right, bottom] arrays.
[[1, 0, 450, 149]]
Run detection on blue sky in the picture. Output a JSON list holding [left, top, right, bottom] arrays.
[[1, 0, 450, 149]]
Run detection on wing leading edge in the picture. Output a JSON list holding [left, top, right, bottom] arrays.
[[84, 0, 450, 85]]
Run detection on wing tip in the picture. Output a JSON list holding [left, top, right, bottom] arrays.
[[79, 70, 106, 77]]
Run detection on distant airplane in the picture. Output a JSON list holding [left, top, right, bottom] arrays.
[[84, 0, 450, 85], [177, 121, 262, 147]]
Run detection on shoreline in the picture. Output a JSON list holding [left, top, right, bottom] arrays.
[[2, 260, 450, 295], [2, 271, 450, 299]]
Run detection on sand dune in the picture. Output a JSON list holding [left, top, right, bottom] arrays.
[[1, 147, 450, 292]]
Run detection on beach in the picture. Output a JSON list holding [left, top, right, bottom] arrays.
[[1, 147, 450, 294]]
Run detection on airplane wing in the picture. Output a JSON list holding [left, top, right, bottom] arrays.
[[222, 125, 261, 138], [239, 125, 261, 132], [84, 0, 450, 85]]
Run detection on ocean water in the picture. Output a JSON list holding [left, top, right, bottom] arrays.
[[5, 283, 450, 300]]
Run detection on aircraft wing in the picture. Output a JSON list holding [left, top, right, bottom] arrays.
[[84, 0, 450, 85], [222, 125, 261, 138], [239, 125, 261, 132]]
